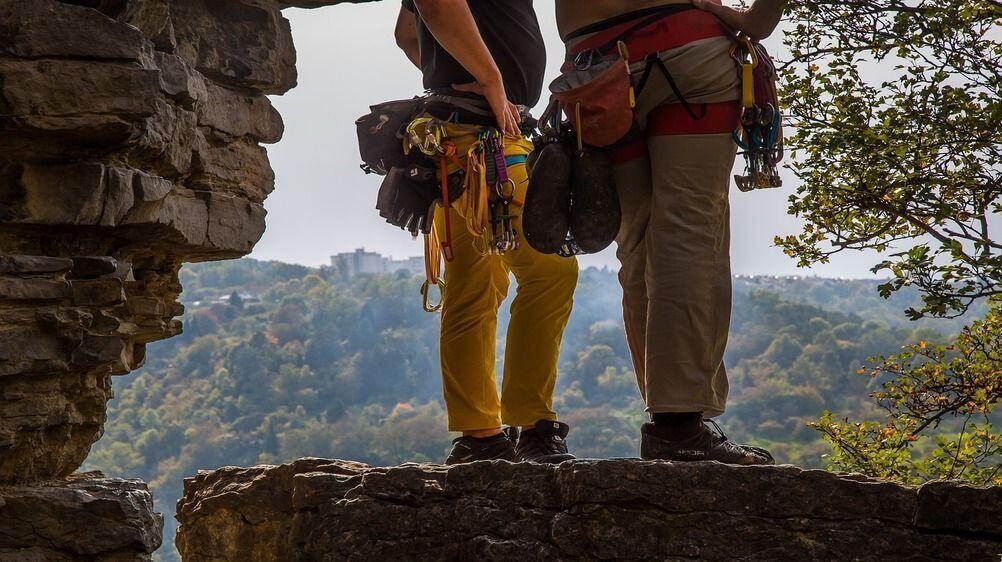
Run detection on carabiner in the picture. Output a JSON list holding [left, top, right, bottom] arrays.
[[496, 178, 517, 200], [421, 279, 445, 313], [407, 117, 445, 156]]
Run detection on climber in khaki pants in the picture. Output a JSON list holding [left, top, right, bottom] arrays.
[[556, 0, 785, 464], [397, 0, 579, 464]]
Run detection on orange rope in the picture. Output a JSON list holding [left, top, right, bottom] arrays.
[[439, 142, 456, 263]]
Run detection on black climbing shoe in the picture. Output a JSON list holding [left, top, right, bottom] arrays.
[[640, 419, 775, 465], [445, 433, 515, 465], [514, 420, 576, 464], [568, 147, 620, 254], [523, 142, 573, 254]]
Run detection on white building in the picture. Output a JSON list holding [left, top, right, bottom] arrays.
[[331, 249, 423, 277], [385, 255, 424, 276]]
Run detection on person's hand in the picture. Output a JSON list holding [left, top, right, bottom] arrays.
[[692, 0, 780, 40], [453, 77, 521, 136]]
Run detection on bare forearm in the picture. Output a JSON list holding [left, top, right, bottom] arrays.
[[412, 0, 502, 87]]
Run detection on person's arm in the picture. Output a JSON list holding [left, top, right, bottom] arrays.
[[395, 6, 421, 69], [411, 0, 520, 135], [692, 0, 785, 40]]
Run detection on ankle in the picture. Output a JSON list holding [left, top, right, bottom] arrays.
[[463, 428, 503, 439], [649, 411, 703, 441], [651, 412, 702, 426]]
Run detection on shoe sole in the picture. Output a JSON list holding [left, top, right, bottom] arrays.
[[523, 143, 573, 254], [518, 453, 576, 464], [568, 148, 620, 254]]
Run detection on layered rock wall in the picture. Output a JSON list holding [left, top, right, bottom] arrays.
[[0, 0, 292, 484], [0, 0, 319, 557], [176, 458, 1002, 561]]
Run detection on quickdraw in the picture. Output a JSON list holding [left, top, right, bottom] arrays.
[[480, 129, 520, 255], [731, 35, 783, 192], [405, 117, 461, 314]]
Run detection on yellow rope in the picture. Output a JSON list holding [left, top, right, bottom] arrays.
[[458, 140, 491, 239]]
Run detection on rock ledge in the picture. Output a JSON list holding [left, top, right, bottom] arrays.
[[0, 472, 163, 561], [176, 458, 1002, 561]]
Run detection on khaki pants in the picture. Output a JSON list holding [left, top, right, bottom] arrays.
[[433, 123, 579, 431], [569, 17, 741, 417]]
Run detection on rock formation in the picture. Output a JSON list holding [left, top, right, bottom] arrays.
[[0, 0, 292, 485], [176, 458, 1002, 561], [0, 472, 163, 561], [4, 2, 999, 561], [0, 0, 335, 557]]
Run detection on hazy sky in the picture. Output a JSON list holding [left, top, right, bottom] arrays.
[[254, 1, 884, 277]]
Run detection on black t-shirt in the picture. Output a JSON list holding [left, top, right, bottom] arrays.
[[401, 0, 545, 107]]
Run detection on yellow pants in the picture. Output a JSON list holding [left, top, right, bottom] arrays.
[[433, 123, 579, 431]]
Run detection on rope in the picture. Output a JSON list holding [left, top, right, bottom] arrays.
[[439, 142, 456, 263], [459, 140, 491, 239]]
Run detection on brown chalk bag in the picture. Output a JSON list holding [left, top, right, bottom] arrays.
[[549, 43, 635, 149]]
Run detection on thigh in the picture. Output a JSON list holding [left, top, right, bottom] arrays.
[[435, 204, 508, 311], [612, 142, 653, 266], [647, 133, 735, 241]]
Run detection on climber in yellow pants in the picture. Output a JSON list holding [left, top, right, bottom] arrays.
[[397, 0, 579, 464], [433, 122, 579, 464]]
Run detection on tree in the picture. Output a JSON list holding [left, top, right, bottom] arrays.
[[228, 290, 244, 310], [781, 0, 1002, 483], [811, 304, 1001, 485], [778, 0, 1001, 319]]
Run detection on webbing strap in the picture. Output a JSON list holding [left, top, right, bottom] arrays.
[[635, 54, 706, 121], [569, 7, 690, 62], [439, 144, 455, 262]]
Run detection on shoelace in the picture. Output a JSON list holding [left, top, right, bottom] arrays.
[[520, 430, 566, 456], [703, 418, 730, 441], [702, 419, 773, 462]]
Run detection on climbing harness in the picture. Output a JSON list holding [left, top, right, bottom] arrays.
[[730, 35, 784, 192], [362, 93, 535, 313]]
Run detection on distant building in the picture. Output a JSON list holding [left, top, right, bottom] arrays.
[[331, 248, 423, 277], [385, 255, 425, 276]]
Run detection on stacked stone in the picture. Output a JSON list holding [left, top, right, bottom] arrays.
[[0, 0, 301, 558], [0, 0, 292, 483]]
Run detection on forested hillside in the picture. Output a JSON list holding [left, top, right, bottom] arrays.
[[85, 259, 965, 560]]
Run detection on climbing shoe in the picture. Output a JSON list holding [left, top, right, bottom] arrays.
[[514, 420, 576, 464], [523, 142, 573, 254], [444, 432, 515, 465], [568, 147, 620, 254], [640, 419, 775, 465]]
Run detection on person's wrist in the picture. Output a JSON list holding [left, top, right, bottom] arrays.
[[479, 68, 503, 89]]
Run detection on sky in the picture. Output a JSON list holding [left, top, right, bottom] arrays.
[[253, 1, 884, 278]]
